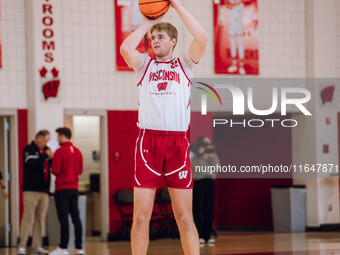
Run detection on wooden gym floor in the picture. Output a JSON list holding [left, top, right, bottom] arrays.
[[1, 232, 340, 254]]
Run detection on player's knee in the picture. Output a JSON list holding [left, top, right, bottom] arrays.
[[176, 214, 194, 232], [133, 213, 150, 228]]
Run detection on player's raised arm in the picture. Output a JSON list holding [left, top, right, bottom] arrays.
[[120, 16, 158, 69], [171, 0, 208, 63]]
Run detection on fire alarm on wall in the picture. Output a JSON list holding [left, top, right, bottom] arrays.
[[323, 144, 329, 154]]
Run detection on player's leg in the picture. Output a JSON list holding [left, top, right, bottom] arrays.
[[131, 187, 157, 255], [228, 8, 238, 73], [202, 179, 216, 243], [31, 193, 49, 252], [235, 4, 245, 75], [18, 192, 39, 253], [168, 188, 199, 255], [69, 190, 83, 251], [193, 180, 205, 243], [237, 35, 245, 74], [54, 190, 70, 250], [228, 35, 238, 73]]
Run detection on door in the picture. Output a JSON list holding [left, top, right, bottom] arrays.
[[338, 113, 340, 211], [0, 117, 10, 246], [64, 110, 110, 241], [66, 115, 103, 241]]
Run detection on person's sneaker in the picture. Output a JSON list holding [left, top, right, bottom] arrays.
[[50, 247, 70, 255], [227, 64, 238, 73], [17, 247, 26, 255], [32, 247, 49, 254], [207, 238, 216, 244], [199, 238, 206, 244], [239, 66, 246, 75], [75, 249, 84, 254]]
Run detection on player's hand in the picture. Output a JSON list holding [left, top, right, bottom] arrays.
[[2, 189, 8, 199], [170, 0, 180, 9], [142, 13, 164, 26], [45, 149, 53, 158]]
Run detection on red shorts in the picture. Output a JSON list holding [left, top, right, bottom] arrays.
[[133, 129, 193, 189]]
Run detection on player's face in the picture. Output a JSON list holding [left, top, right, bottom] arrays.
[[151, 30, 176, 58], [35, 134, 50, 149], [57, 133, 65, 145]]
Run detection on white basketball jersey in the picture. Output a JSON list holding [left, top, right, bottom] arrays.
[[229, 0, 242, 4], [136, 54, 193, 132], [229, 0, 244, 17], [228, 0, 244, 35]]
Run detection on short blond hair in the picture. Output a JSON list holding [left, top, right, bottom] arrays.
[[150, 22, 178, 49]]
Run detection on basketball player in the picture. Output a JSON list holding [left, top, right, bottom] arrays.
[[120, 0, 207, 254], [219, 0, 247, 75]]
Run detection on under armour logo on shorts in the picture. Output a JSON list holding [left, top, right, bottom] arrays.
[[178, 170, 188, 180], [143, 149, 149, 153]]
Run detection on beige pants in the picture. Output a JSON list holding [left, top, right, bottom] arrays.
[[18, 192, 49, 250]]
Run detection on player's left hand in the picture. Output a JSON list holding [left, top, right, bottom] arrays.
[[170, 0, 180, 9], [142, 14, 163, 26]]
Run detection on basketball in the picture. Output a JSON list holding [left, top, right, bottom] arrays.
[[139, 0, 170, 20]]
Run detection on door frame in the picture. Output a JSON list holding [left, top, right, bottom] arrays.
[[64, 109, 109, 241], [0, 109, 20, 246]]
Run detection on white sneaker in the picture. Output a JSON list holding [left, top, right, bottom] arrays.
[[31, 247, 48, 255], [32, 247, 49, 254], [17, 247, 26, 255], [227, 64, 238, 73], [207, 238, 216, 244], [50, 247, 70, 255], [75, 249, 84, 254], [199, 238, 206, 244], [239, 66, 246, 75]]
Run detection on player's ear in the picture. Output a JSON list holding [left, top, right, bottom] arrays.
[[171, 38, 177, 48]]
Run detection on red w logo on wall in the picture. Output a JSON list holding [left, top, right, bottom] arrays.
[[157, 82, 168, 91], [39, 66, 60, 100], [42, 80, 60, 100], [321, 86, 335, 104]]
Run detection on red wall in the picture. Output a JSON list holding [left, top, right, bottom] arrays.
[[213, 115, 293, 228], [107, 110, 139, 233], [190, 112, 213, 143], [18, 109, 28, 221]]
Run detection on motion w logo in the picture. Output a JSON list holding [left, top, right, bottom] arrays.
[[178, 171, 188, 180], [321, 86, 335, 104], [157, 82, 168, 91]]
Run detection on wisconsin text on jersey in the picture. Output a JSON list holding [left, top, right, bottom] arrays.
[[148, 60, 181, 84]]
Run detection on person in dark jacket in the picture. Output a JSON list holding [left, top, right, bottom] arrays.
[[50, 127, 84, 255], [192, 137, 220, 245], [18, 130, 53, 255]]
